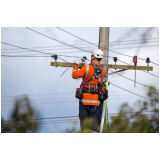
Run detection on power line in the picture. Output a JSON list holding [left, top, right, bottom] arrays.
[[25, 27, 113, 59], [108, 38, 159, 43], [117, 59, 159, 78], [2, 111, 158, 123], [108, 69, 159, 91], [1, 43, 83, 59], [1, 44, 159, 54], [1, 45, 96, 53], [1, 42, 54, 55], [2, 38, 159, 51], [2, 93, 159, 106], [150, 61, 159, 66], [1, 55, 50, 57], [109, 45, 159, 50], [26, 27, 94, 54], [1, 90, 147, 98], [2, 95, 152, 104], [110, 82, 159, 104], [87, 56, 159, 80], [57, 27, 159, 65]]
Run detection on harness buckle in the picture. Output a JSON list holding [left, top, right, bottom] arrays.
[[91, 87, 96, 92]]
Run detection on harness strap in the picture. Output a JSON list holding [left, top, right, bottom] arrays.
[[98, 77, 101, 84], [85, 76, 95, 85], [84, 64, 103, 85]]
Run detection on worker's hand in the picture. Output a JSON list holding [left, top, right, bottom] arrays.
[[81, 57, 88, 65], [74, 59, 80, 65]]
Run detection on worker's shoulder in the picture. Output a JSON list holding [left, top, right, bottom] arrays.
[[81, 63, 92, 68]]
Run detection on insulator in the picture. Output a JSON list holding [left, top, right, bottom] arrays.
[[83, 56, 87, 60], [51, 55, 58, 61], [133, 56, 137, 65], [146, 57, 150, 63], [113, 57, 117, 63]]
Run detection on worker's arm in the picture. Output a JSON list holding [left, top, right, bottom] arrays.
[[72, 64, 86, 79]]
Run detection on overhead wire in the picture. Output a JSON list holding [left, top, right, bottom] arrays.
[[117, 59, 159, 78], [1, 42, 53, 55], [1, 44, 159, 54], [110, 82, 159, 104], [1, 90, 148, 98], [1, 55, 50, 57], [2, 28, 159, 69], [2, 37, 159, 51], [2, 30, 159, 68], [2, 28, 158, 102], [108, 69, 159, 91], [57, 27, 159, 66], [25, 27, 113, 59], [1, 98, 150, 106], [2, 111, 158, 123], [1, 42, 84, 59], [25, 27, 159, 77], [2, 94, 154, 104]]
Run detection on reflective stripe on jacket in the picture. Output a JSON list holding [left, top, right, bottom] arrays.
[[72, 63, 107, 106]]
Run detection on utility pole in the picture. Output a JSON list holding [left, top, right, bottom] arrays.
[[98, 27, 109, 132], [98, 27, 110, 82]]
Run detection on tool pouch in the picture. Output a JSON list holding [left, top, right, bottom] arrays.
[[98, 85, 108, 101], [75, 88, 83, 99]]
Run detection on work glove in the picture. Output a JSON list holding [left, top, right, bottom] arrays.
[[81, 57, 88, 65], [74, 59, 80, 65]]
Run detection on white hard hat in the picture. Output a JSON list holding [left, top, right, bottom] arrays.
[[92, 49, 103, 59]]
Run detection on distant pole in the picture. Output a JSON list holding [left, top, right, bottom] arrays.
[[99, 27, 109, 132]]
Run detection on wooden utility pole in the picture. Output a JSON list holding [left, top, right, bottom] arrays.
[[98, 27, 110, 82], [98, 27, 109, 132]]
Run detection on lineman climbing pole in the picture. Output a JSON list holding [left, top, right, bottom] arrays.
[[98, 27, 110, 133], [50, 28, 153, 132]]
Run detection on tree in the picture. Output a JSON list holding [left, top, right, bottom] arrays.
[[1, 96, 39, 133], [103, 86, 159, 133]]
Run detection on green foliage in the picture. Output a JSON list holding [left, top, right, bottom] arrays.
[[1, 96, 39, 133]]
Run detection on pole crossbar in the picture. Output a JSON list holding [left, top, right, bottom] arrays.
[[50, 62, 153, 71]]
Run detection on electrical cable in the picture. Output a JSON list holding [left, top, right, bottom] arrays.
[[117, 59, 159, 78], [150, 61, 159, 66], [108, 69, 159, 91], [2, 44, 159, 54], [1, 42, 54, 55], [1, 55, 50, 57], [26, 27, 95, 54], [60, 63, 74, 77], [2, 37, 159, 51], [110, 82, 159, 104], [57, 27, 159, 65], [2, 111, 158, 123], [2, 95, 151, 103], [25, 27, 113, 59], [1, 90, 147, 98]]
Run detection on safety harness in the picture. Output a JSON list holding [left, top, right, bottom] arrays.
[[75, 63, 108, 101]]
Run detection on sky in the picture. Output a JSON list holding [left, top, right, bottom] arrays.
[[1, 27, 159, 132]]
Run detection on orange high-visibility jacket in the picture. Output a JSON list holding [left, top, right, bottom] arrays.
[[72, 63, 107, 106]]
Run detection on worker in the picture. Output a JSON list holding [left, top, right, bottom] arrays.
[[72, 49, 108, 132]]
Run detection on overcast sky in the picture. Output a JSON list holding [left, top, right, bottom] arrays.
[[1, 27, 159, 132]]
